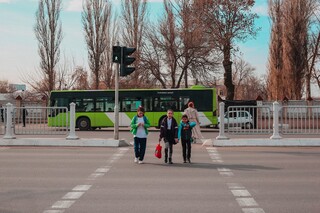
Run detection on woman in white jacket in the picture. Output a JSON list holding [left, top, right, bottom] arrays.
[[184, 102, 203, 143]]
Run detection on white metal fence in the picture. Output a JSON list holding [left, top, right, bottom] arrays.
[[217, 102, 320, 138], [1, 103, 78, 139], [13, 107, 68, 135]]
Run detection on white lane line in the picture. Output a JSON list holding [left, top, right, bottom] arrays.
[[43, 210, 65, 213], [62, 192, 85, 200], [231, 189, 251, 197], [212, 160, 224, 163], [227, 183, 245, 189], [72, 185, 92, 191], [51, 200, 75, 209], [242, 208, 266, 213], [219, 171, 234, 177], [95, 167, 110, 173], [217, 168, 231, 172], [236, 198, 259, 207]]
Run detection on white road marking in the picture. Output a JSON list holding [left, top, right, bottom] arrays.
[[227, 183, 245, 189], [218, 168, 231, 172], [231, 190, 251, 197], [242, 208, 266, 213], [62, 192, 85, 200], [88, 173, 104, 180], [51, 200, 75, 209], [0, 147, 10, 151], [43, 210, 65, 213], [95, 167, 110, 173], [72, 185, 92, 191], [236, 198, 258, 207], [220, 171, 234, 177], [212, 160, 224, 163]]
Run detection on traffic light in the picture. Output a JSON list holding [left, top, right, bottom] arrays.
[[112, 46, 121, 63], [120, 46, 136, 77]]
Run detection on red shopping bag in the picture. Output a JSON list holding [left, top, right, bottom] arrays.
[[155, 142, 162, 159]]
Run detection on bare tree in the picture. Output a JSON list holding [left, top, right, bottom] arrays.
[[34, 0, 62, 96], [121, 0, 148, 87], [0, 80, 10, 93], [101, 2, 118, 89], [267, 0, 284, 101], [82, 0, 110, 89], [71, 67, 91, 90], [201, 0, 259, 100]]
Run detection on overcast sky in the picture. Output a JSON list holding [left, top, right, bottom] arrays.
[[0, 0, 269, 87]]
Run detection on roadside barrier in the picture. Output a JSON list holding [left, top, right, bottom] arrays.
[[2, 103, 78, 139]]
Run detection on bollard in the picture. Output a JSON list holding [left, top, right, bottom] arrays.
[[270, 101, 282, 139], [216, 102, 229, 140], [3, 103, 16, 139], [66, 102, 79, 140]]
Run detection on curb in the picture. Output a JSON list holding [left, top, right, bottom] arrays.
[[0, 138, 131, 147]]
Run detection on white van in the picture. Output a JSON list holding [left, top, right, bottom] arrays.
[[218, 110, 254, 129]]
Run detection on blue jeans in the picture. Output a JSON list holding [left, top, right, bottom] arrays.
[[134, 137, 147, 161]]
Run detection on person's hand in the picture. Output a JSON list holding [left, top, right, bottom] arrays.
[[174, 138, 179, 143], [159, 138, 162, 142]]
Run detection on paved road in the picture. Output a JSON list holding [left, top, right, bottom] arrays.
[[0, 131, 320, 213]]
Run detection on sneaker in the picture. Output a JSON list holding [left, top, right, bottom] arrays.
[[134, 158, 138, 163], [138, 161, 144, 164], [188, 158, 191, 163]]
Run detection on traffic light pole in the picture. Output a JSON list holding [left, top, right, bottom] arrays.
[[114, 44, 120, 140]]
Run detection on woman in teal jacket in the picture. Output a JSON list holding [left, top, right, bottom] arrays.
[[178, 114, 196, 163], [130, 106, 150, 164]]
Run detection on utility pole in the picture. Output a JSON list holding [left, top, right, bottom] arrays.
[[114, 42, 120, 140]]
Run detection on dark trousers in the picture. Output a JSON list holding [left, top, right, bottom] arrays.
[[164, 140, 173, 160], [181, 139, 191, 161], [134, 137, 147, 161]]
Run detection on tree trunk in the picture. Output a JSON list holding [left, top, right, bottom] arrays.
[[223, 44, 234, 100]]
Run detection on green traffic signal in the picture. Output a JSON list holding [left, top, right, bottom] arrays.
[[112, 46, 121, 63], [120, 46, 136, 76]]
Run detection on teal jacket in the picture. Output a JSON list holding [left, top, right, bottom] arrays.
[[130, 115, 151, 136], [178, 120, 196, 140]]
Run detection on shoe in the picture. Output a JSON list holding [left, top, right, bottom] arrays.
[[169, 158, 173, 164], [183, 161, 187, 163], [134, 158, 138, 163], [164, 158, 168, 163], [138, 161, 144, 164], [188, 158, 191, 163]]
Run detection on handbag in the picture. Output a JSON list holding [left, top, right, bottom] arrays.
[[155, 142, 162, 159]]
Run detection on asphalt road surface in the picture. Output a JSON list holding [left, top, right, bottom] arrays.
[[0, 130, 320, 213]]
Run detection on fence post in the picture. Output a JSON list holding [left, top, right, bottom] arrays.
[[66, 102, 79, 140], [270, 101, 282, 139], [216, 102, 229, 140], [3, 103, 16, 139]]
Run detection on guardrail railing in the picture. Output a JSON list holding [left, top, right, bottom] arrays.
[[13, 107, 68, 135], [2, 103, 78, 140], [217, 102, 320, 140], [280, 106, 320, 134], [226, 106, 272, 134]]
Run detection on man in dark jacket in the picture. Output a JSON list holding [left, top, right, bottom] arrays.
[[159, 109, 178, 164]]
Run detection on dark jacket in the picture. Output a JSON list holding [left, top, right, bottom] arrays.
[[178, 121, 196, 141], [159, 117, 178, 143]]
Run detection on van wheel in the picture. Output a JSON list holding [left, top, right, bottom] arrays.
[[77, 117, 90, 131]]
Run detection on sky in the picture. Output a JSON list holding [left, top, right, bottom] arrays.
[[0, 0, 270, 87]]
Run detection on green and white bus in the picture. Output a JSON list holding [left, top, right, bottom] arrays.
[[48, 87, 218, 130]]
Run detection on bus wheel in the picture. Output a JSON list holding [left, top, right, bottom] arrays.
[[77, 117, 90, 131]]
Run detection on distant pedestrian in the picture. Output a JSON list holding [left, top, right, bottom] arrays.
[[178, 114, 196, 163], [184, 102, 203, 143], [159, 109, 178, 164], [22, 106, 28, 127], [130, 106, 150, 164]]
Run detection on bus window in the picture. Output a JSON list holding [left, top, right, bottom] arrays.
[[121, 98, 142, 112], [143, 97, 152, 112], [83, 98, 94, 112], [155, 97, 178, 112], [179, 97, 190, 111]]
